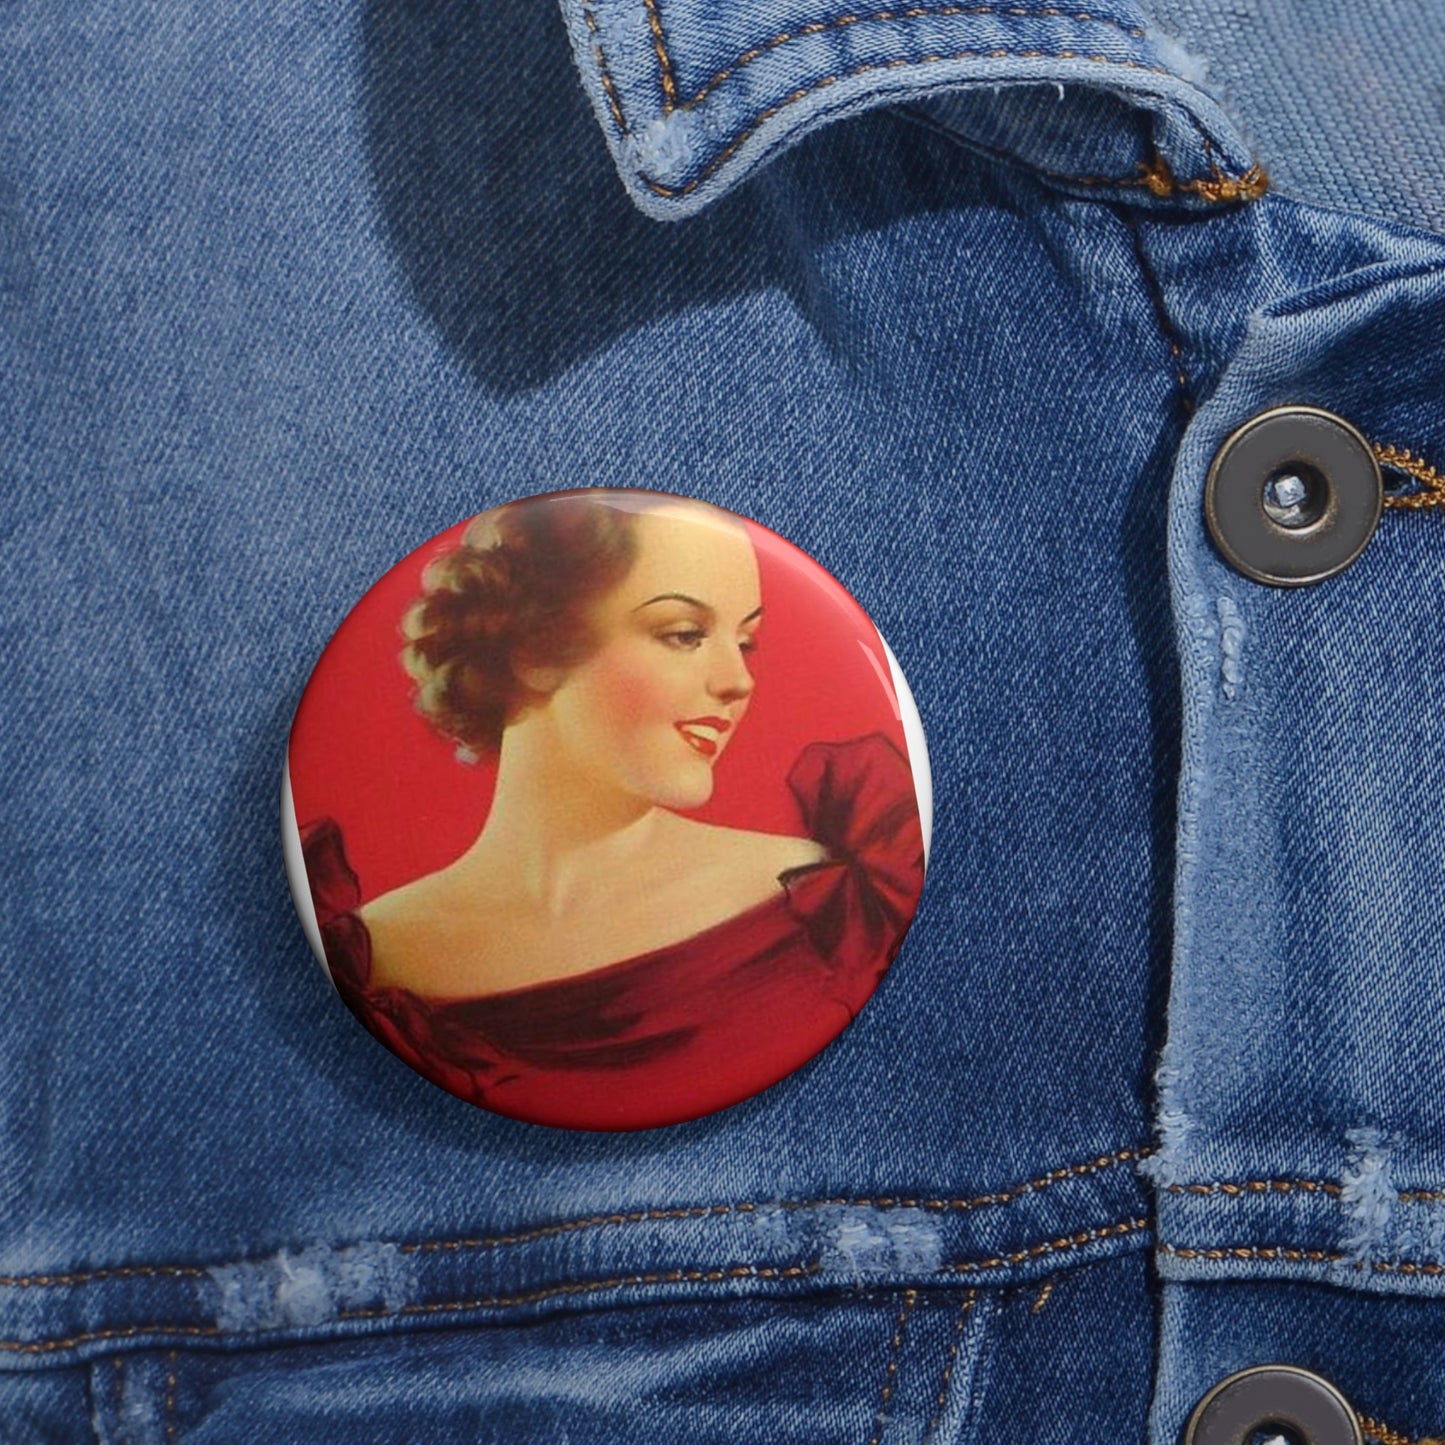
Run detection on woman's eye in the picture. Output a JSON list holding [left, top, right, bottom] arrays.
[[659, 628, 707, 650], [738, 636, 759, 655]]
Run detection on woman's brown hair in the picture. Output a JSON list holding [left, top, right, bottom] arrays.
[[401, 491, 658, 753]]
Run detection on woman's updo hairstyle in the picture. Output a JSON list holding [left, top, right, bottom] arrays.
[[402, 492, 645, 754]]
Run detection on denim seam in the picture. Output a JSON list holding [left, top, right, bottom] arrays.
[[395, 1146, 1153, 1262], [1157, 1242, 1445, 1276], [163, 1349, 178, 1442], [0, 1264, 208, 1288], [643, 0, 677, 106], [1119, 208, 1195, 418], [896, 107, 1266, 204], [660, 6, 1149, 114], [0, 1144, 1146, 1291], [1165, 1178, 1342, 1198], [866, 1287, 918, 1445], [632, 50, 1232, 200], [0, 1219, 1149, 1356], [923, 1289, 977, 1436], [583, 7, 629, 132], [1165, 1178, 1445, 1202], [334, 1259, 824, 1319], [1375, 443, 1445, 510], [939, 1216, 1149, 1273], [0, 1324, 223, 1357], [590, 2, 1269, 201], [609, 5, 1148, 131]]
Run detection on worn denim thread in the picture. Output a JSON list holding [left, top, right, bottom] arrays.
[[867, 1287, 918, 1445], [1179, 134, 1271, 206], [1375, 444, 1445, 510], [1133, 152, 1269, 204], [923, 1290, 977, 1435], [1029, 1277, 1056, 1312]]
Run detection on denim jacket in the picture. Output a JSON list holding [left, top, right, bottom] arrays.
[[3, 0, 1444, 1440]]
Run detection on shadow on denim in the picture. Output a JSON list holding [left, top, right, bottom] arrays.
[[359, 0, 988, 394]]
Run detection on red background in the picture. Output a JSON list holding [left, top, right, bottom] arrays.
[[288, 506, 911, 902]]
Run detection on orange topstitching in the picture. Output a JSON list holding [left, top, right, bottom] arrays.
[[1375, 443, 1445, 509], [0, 1147, 1149, 1292], [1166, 1176, 1445, 1203], [1360, 1413, 1445, 1445], [1157, 1242, 1445, 1277], [867, 1287, 919, 1445], [925, 1289, 978, 1435], [584, 1, 1263, 201], [0, 1215, 1147, 1355]]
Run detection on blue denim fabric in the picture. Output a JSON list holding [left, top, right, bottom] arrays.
[[2, 0, 1444, 1441], [1143, 1, 1445, 235]]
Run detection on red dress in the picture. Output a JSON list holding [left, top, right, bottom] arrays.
[[302, 733, 924, 1130]]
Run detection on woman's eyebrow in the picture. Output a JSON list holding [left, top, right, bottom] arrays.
[[633, 592, 711, 613], [633, 596, 764, 624]]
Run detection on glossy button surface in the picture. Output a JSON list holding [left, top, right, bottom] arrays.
[[283, 489, 930, 1130], [1183, 1365, 1364, 1445], [1204, 405, 1382, 586]]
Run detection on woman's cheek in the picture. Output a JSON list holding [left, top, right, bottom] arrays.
[[593, 659, 670, 730]]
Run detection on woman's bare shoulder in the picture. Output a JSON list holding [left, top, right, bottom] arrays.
[[357, 869, 500, 992], [359, 871, 449, 932]]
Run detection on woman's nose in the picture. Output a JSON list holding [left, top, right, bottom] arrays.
[[708, 642, 755, 702]]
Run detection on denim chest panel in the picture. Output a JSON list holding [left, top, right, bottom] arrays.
[[2, 0, 1444, 1441]]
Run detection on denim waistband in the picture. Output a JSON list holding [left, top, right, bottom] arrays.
[[0, 1147, 1150, 1365]]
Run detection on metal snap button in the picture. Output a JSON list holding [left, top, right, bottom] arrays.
[[1204, 406, 1382, 586], [1183, 1365, 1363, 1445]]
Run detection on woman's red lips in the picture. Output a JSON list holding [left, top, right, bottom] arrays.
[[676, 717, 731, 758]]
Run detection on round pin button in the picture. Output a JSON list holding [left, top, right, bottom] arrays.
[[1183, 1365, 1363, 1445], [283, 489, 930, 1130], [1204, 406, 1382, 586]]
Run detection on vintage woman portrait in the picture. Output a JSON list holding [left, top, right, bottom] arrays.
[[287, 489, 926, 1129]]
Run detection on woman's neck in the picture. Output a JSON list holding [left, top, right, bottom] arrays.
[[461, 714, 661, 915]]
